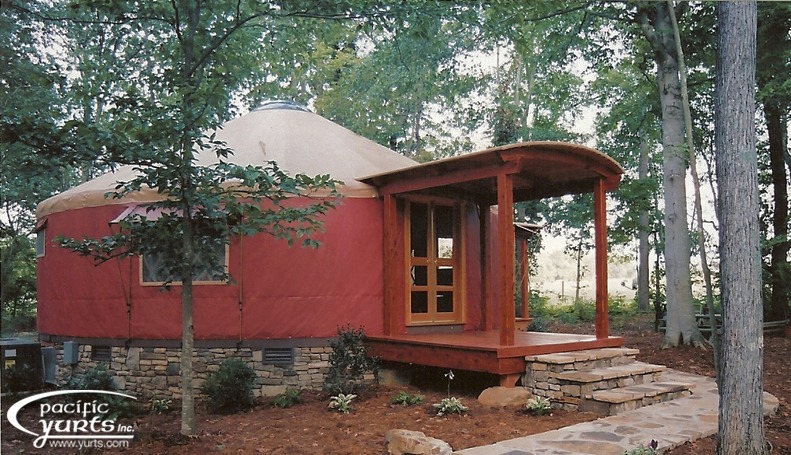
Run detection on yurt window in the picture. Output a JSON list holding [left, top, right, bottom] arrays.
[[36, 229, 46, 257], [35, 218, 47, 257], [141, 243, 228, 285]]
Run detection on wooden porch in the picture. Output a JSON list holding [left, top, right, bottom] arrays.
[[367, 330, 624, 386], [361, 142, 626, 387]]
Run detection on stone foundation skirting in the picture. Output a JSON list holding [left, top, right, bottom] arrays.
[[48, 342, 332, 400]]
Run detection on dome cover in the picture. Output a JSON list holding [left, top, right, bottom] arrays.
[[37, 104, 416, 217]]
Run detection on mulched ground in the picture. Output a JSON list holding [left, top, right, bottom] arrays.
[[627, 327, 791, 454], [2, 315, 789, 454]]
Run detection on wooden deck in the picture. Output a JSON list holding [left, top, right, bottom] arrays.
[[366, 330, 624, 386]]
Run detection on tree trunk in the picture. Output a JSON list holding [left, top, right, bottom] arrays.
[[653, 231, 664, 332], [667, 0, 720, 372], [765, 101, 790, 321], [180, 194, 196, 436], [715, 3, 766, 453], [637, 131, 651, 312], [178, 2, 200, 436], [638, 3, 703, 347], [574, 237, 583, 303]]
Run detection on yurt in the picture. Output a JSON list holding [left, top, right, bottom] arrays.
[[35, 101, 417, 395], [36, 101, 625, 395]]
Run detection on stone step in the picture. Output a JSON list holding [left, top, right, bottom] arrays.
[[526, 347, 640, 369], [549, 362, 668, 400], [578, 381, 695, 415], [553, 361, 667, 383]]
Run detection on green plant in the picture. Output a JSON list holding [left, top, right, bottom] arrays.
[[1, 363, 39, 394], [572, 299, 596, 322], [66, 363, 117, 391], [527, 317, 548, 332], [202, 358, 257, 414], [390, 391, 424, 406], [433, 397, 468, 416], [323, 325, 379, 395], [527, 292, 551, 320], [65, 364, 142, 419], [558, 311, 579, 324], [328, 393, 356, 413], [624, 440, 658, 454], [525, 396, 552, 415], [443, 370, 455, 397], [272, 389, 302, 408], [149, 397, 172, 414]]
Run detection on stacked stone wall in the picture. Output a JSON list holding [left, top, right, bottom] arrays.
[[49, 343, 332, 400], [523, 349, 639, 411]]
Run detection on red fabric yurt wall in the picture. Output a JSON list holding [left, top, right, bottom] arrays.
[[37, 198, 386, 341]]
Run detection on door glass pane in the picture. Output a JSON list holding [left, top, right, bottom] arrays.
[[435, 205, 454, 259], [410, 203, 428, 258], [437, 266, 453, 286], [437, 291, 454, 313], [411, 291, 428, 313], [411, 266, 428, 286]]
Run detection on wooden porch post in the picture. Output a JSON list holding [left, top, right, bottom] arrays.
[[519, 238, 529, 319], [497, 173, 515, 346], [594, 178, 609, 339], [383, 194, 398, 336], [479, 204, 493, 331]]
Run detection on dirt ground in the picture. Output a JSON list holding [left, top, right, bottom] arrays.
[[2, 318, 790, 454]]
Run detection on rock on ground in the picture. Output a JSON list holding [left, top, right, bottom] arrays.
[[385, 429, 453, 455], [477, 386, 532, 408]]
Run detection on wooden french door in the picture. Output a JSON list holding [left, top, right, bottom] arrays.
[[406, 199, 463, 324]]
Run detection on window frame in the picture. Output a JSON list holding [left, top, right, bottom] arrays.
[[35, 228, 46, 258], [139, 243, 230, 286]]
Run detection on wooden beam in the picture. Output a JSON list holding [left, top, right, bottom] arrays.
[[379, 160, 521, 196], [366, 340, 526, 374], [383, 194, 398, 336], [499, 373, 521, 388], [594, 178, 609, 339], [497, 173, 515, 346]]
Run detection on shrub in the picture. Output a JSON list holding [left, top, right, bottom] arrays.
[[572, 299, 596, 322], [66, 363, 117, 391], [1, 363, 39, 394], [557, 311, 579, 325], [328, 393, 356, 413], [527, 317, 548, 332], [65, 364, 142, 418], [390, 391, 424, 406], [323, 325, 379, 395], [202, 358, 257, 414], [272, 389, 302, 408], [527, 292, 551, 320]]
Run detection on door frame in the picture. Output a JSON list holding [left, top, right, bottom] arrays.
[[403, 196, 466, 326]]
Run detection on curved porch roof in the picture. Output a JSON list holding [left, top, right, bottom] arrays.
[[359, 141, 623, 203]]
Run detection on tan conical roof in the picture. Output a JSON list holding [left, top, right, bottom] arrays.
[[37, 103, 416, 217]]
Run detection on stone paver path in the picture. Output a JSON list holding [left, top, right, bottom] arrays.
[[456, 370, 779, 455]]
